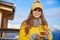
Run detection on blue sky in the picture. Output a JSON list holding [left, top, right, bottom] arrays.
[[4, 0, 60, 31]]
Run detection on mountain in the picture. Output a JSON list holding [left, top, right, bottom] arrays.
[[6, 30, 60, 40], [52, 30, 60, 40], [7, 33, 18, 38]]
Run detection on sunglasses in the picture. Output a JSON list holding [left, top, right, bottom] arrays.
[[33, 8, 42, 12]]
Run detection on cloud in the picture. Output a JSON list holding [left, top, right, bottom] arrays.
[[43, 0, 56, 5], [8, 23, 20, 29], [44, 7, 60, 19], [49, 25, 60, 31], [46, 1, 54, 4], [8, 6, 30, 29], [8, 6, 29, 24], [15, 35, 18, 38], [17, 0, 29, 3], [4, 0, 14, 3], [43, 7, 60, 31]]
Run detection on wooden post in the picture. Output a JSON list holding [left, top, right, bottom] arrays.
[[0, 10, 2, 37], [0, 11, 2, 28], [2, 18, 8, 37]]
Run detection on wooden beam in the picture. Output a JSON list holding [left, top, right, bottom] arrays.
[[0, 6, 13, 12], [0, 28, 19, 33]]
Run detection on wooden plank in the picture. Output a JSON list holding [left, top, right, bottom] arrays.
[[0, 6, 13, 11], [0, 28, 19, 33]]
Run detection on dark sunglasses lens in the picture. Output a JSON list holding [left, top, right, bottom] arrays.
[[34, 9, 41, 12]]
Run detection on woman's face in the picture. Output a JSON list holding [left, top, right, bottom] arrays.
[[32, 8, 41, 19]]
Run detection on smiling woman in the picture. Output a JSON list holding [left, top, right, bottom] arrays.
[[18, 0, 52, 40], [2, 0, 60, 40]]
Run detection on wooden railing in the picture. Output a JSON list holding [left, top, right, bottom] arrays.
[[0, 28, 19, 33], [0, 28, 19, 40], [0, 37, 18, 40]]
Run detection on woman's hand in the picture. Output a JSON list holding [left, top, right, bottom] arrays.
[[38, 31, 50, 40], [38, 34, 44, 40]]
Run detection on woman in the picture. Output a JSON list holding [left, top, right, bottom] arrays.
[[18, 1, 52, 40]]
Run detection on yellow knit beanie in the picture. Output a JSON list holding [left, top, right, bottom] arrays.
[[31, 0, 43, 10]]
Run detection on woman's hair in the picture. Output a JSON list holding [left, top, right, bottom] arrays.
[[25, 8, 48, 34]]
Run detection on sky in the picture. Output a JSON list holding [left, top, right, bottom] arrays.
[[3, 0, 60, 31]]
